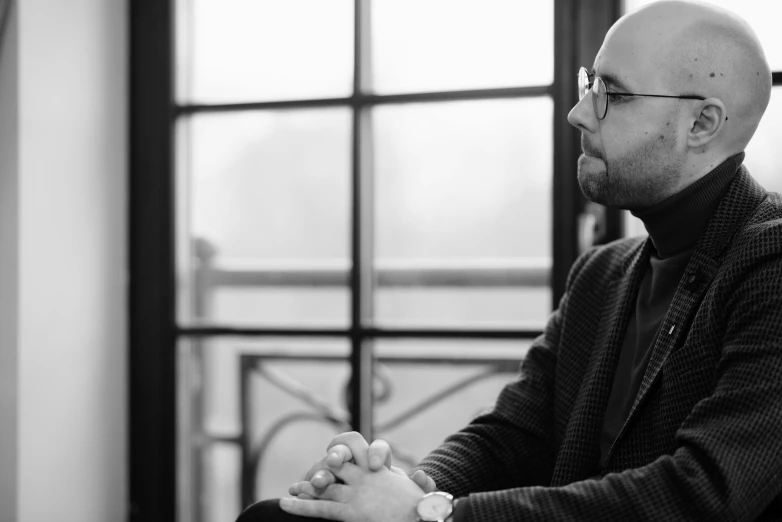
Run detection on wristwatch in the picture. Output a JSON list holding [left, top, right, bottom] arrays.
[[416, 491, 455, 522]]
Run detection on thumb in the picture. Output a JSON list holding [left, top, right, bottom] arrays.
[[367, 439, 393, 471], [410, 470, 437, 493]]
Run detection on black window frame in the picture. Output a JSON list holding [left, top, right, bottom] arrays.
[[129, 2, 627, 520]]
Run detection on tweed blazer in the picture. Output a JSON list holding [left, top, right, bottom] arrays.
[[418, 166, 782, 521]]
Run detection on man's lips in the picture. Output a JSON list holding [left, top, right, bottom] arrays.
[[580, 139, 603, 160]]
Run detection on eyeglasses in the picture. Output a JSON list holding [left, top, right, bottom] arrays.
[[578, 67, 706, 120]]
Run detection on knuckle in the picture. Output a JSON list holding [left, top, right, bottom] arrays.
[[332, 444, 348, 456], [344, 431, 363, 443], [327, 431, 361, 450]]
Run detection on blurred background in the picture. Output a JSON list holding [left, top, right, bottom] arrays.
[[0, 1, 779, 521]]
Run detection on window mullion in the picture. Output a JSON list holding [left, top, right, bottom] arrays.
[[552, 0, 621, 306], [129, 0, 177, 520], [350, 0, 375, 439]]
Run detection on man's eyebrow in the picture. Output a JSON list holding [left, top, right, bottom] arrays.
[[594, 70, 632, 91]]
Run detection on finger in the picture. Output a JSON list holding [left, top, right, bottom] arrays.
[[289, 481, 322, 499], [324, 444, 354, 468], [330, 460, 366, 485], [410, 470, 427, 488], [367, 439, 393, 470], [300, 483, 348, 502], [303, 456, 327, 482], [326, 432, 369, 468], [279, 497, 345, 521], [411, 470, 438, 493], [311, 469, 340, 489], [296, 493, 315, 500]]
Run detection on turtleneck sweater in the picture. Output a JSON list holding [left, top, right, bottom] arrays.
[[597, 152, 745, 468]]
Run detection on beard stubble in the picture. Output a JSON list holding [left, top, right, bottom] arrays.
[[577, 128, 684, 210]]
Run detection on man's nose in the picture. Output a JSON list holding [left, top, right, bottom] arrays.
[[567, 93, 596, 133]]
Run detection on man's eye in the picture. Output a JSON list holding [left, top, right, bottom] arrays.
[[606, 92, 624, 101]]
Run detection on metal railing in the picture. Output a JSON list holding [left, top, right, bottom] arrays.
[[194, 239, 551, 289], [188, 238, 546, 511], [236, 351, 524, 506]]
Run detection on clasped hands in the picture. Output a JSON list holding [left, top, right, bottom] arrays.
[[280, 431, 438, 521]]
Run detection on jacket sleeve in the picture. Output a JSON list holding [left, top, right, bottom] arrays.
[[458, 238, 782, 521], [415, 248, 599, 499]]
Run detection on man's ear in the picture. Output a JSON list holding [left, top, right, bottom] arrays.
[[687, 98, 726, 149]]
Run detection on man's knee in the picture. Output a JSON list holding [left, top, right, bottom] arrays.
[[236, 498, 324, 522]]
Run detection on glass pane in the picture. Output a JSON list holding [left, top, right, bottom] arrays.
[[624, 212, 647, 238], [371, 0, 554, 94], [745, 87, 782, 194], [177, 109, 351, 327], [180, 0, 354, 103], [372, 339, 531, 471], [373, 98, 553, 327], [177, 338, 350, 522], [623, 0, 782, 71], [377, 288, 551, 329]]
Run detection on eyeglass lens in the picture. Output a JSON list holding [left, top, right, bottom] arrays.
[[594, 77, 607, 119], [578, 68, 589, 100], [577, 67, 608, 120]]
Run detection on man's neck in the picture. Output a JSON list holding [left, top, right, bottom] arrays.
[[670, 149, 737, 195], [631, 152, 744, 258]]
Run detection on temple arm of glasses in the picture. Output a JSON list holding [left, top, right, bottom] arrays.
[[610, 92, 707, 100]]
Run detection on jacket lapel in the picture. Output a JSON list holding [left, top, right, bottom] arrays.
[[550, 239, 652, 485]]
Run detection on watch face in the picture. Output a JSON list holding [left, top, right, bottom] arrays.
[[416, 492, 454, 522]]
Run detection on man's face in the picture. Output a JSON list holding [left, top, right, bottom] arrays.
[[567, 28, 687, 210]]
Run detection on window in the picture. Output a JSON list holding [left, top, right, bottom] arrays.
[[178, 3, 555, 519], [130, 2, 618, 521]]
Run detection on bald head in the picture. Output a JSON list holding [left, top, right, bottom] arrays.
[[609, 0, 771, 153], [568, 0, 773, 208]]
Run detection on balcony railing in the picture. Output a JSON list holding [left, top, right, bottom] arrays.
[[194, 240, 551, 290], [186, 238, 545, 513]]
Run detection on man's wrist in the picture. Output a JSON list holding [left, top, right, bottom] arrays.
[[444, 498, 459, 522]]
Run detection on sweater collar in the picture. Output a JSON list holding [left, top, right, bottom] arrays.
[[631, 152, 744, 258]]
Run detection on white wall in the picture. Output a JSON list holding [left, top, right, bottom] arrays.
[[0, 0, 127, 520]]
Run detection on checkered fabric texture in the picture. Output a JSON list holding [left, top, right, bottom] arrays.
[[417, 166, 782, 521]]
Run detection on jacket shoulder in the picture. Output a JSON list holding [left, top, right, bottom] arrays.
[[730, 191, 782, 257], [566, 236, 647, 289]]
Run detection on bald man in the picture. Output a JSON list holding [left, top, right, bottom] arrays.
[[237, 1, 782, 520]]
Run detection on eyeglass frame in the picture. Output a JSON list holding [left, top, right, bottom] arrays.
[[578, 67, 706, 120]]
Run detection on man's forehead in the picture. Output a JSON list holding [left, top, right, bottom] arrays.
[[592, 36, 653, 90], [595, 7, 686, 90], [590, 65, 633, 90]]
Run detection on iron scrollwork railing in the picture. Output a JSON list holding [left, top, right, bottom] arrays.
[[189, 238, 547, 512], [238, 351, 525, 508]]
